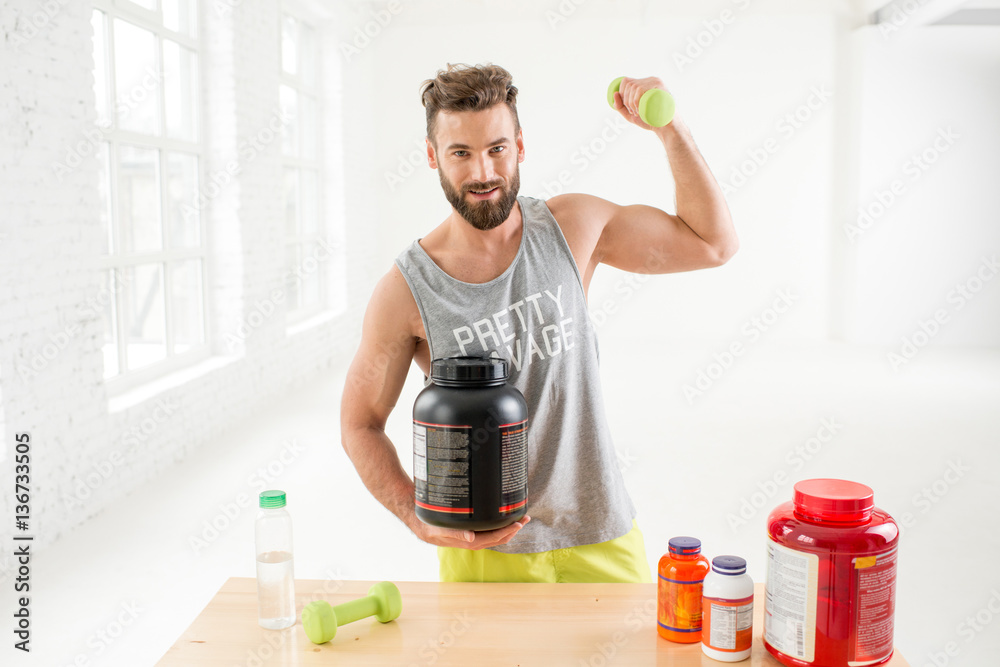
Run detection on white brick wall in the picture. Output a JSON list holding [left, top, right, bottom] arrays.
[[0, 0, 378, 559]]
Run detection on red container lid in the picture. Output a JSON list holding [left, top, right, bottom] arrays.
[[793, 479, 874, 522]]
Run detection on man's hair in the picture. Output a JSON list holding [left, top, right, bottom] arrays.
[[420, 63, 520, 149]]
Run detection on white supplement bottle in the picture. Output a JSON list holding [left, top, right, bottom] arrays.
[[702, 555, 754, 662]]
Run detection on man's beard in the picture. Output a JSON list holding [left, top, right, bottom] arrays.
[[439, 166, 520, 231]]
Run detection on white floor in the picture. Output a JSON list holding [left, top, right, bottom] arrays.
[[3, 340, 999, 666]]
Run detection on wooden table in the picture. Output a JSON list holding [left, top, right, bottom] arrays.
[[159, 579, 911, 666]]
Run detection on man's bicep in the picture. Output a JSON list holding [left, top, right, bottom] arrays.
[[598, 203, 716, 274], [341, 271, 418, 432]]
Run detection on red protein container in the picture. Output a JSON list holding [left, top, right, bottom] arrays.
[[764, 479, 898, 667]]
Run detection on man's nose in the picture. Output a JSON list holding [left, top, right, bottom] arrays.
[[469, 153, 498, 185]]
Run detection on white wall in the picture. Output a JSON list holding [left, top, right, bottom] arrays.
[[839, 24, 1000, 347]]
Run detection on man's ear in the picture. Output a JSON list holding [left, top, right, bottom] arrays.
[[426, 137, 438, 169]]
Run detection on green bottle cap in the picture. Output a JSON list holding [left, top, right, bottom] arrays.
[[259, 490, 287, 508]]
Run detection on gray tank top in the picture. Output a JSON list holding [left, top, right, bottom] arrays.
[[394, 195, 637, 554]]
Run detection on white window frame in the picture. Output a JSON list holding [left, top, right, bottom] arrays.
[[280, 7, 327, 327], [93, 0, 212, 395]]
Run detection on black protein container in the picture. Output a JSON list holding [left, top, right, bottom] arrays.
[[413, 356, 528, 531]]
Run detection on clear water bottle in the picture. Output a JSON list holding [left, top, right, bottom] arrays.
[[255, 490, 295, 629]]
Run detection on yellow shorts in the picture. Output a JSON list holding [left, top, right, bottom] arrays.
[[437, 519, 653, 583]]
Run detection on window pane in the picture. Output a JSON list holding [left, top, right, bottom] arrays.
[[118, 145, 162, 253], [163, 40, 197, 141], [97, 142, 113, 254], [301, 242, 320, 307], [281, 16, 297, 75], [171, 259, 204, 353], [301, 168, 317, 235], [280, 85, 297, 156], [114, 19, 161, 135], [299, 22, 316, 86], [166, 152, 199, 248], [284, 168, 299, 237], [299, 93, 316, 160], [103, 269, 120, 378], [162, 0, 197, 37], [125, 263, 166, 370], [92, 11, 111, 128], [285, 244, 300, 311]]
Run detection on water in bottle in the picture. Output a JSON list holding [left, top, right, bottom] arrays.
[[256, 490, 295, 629]]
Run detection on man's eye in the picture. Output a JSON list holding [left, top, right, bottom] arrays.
[[491, 146, 505, 153], [454, 151, 467, 157]]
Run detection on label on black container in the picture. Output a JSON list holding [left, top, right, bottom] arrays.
[[499, 419, 528, 514], [413, 417, 528, 516], [413, 421, 473, 514]]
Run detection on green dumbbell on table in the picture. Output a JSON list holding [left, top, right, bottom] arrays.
[[607, 77, 675, 127], [301, 581, 402, 644]]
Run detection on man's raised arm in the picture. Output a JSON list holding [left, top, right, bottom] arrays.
[[561, 76, 738, 276]]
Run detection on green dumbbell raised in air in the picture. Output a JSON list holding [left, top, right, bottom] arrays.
[[607, 77, 675, 127], [301, 581, 402, 644]]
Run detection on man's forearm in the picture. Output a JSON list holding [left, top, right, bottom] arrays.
[[343, 426, 418, 532], [656, 117, 738, 257]]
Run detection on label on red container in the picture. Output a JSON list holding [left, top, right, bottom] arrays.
[[850, 547, 897, 666], [765, 540, 818, 662], [413, 421, 473, 514]]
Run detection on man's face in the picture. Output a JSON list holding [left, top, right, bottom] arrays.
[[429, 104, 524, 231]]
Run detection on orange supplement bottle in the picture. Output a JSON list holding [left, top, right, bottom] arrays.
[[657, 536, 711, 643]]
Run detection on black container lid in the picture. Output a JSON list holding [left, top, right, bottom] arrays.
[[431, 356, 509, 385]]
